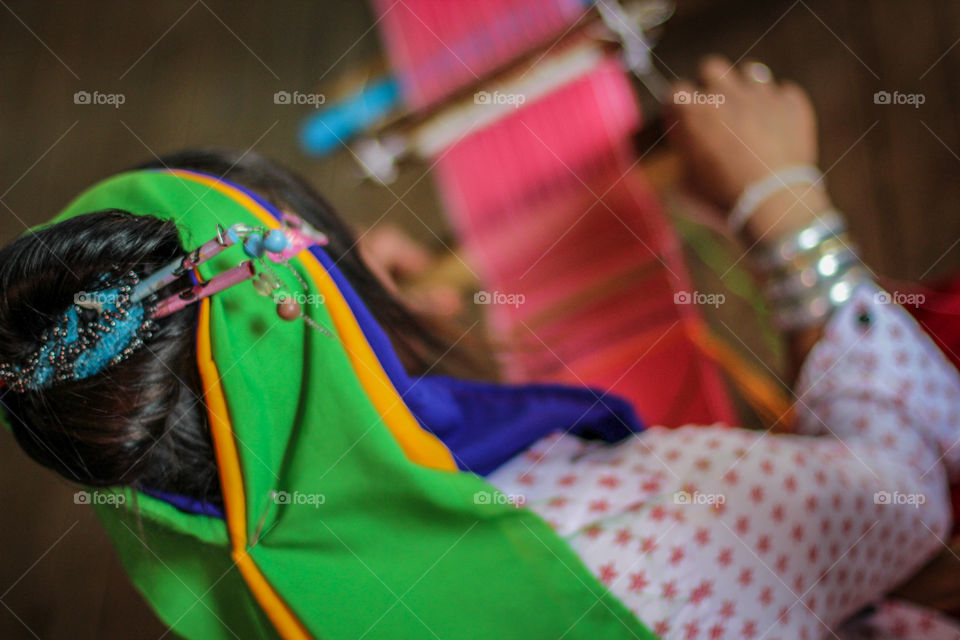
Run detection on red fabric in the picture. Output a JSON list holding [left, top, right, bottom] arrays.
[[373, 0, 585, 109], [905, 275, 960, 371], [904, 273, 960, 535], [431, 58, 736, 427]]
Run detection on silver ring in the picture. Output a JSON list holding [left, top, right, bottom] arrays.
[[745, 62, 773, 84]]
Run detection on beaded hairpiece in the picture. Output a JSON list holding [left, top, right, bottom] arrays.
[[0, 213, 329, 393]]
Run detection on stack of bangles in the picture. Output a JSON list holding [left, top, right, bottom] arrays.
[[753, 210, 868, 330], [730, 166, 870, 331]]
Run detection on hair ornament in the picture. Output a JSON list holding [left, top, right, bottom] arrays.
[[0, 214, 331, 392]]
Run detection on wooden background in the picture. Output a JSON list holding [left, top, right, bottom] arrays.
[[2, 1, 960, 637]]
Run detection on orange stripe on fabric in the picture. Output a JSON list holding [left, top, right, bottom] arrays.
[[179, 167, 459, 638], [685, 320, 794, 429], [195, 300, 247, 545], [196, 299, 312, 640], [169, 169, 457, 471]]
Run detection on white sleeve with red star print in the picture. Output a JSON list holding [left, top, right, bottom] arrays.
[[487, 282, 960, 640]]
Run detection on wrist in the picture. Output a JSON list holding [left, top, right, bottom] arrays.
[[742, 185, 832, 246], [750, 203, 869, 333]]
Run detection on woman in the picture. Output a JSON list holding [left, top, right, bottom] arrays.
[[2, 57, 959, 639]]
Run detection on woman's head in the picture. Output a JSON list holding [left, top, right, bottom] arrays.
[[0, 149, 474, 504], [0, 211, 219, 499]]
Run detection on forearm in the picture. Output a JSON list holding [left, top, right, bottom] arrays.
[[741, 184, 834, 377], [667, 55, 867, 377]]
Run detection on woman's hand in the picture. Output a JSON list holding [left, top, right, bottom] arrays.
[[669, 56, 831, 243]]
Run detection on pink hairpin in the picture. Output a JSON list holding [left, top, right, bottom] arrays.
[[141, 217, 331, 331], [152, 261, 257, 319], [0, 218, 333, 395], [132, 227, 238, 302]]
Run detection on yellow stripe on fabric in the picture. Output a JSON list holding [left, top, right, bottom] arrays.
[[169, 168, 457, 471], [297, 255, 459, 469], [196, 300, 312, 640], [178, 166, 459, 638]]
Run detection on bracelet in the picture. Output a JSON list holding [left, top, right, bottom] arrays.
[[752, 210, 870, 330], [769, 265, 870, 330], [763, 244, 860, 301], [727, 165, 824, 236], [754, 210, 846, 271], [761, 232, 853, 277]]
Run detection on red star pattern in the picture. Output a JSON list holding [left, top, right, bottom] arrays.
[[486, 285, 960, 639], [628, 571, 649, 593], [598, 562, 617, 585], [661, 580, 678, 601], [614, 527, 633, 546]]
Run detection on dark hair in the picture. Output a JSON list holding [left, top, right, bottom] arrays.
[[0, 212, 217, 500], [0, 149, 480, 504]]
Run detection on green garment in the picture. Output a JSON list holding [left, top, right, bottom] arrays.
[[3, 169, 656, 640]]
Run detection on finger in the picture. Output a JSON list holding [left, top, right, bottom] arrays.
[[698, 56, 745, 107], [779, 80, 811, 107], [698, 55, 739, 89], [779, 80, 817, 128]]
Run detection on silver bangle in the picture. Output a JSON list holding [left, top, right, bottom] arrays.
[[727, 165, 825, 236], [769, 266, 870, 330], [752, 210, 870, 330], [754, 210, 847, 271], [763, 245, 861, 301]]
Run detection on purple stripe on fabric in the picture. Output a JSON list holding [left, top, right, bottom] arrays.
[[141, 486, 225, 518], [173, 170, 645, 478]]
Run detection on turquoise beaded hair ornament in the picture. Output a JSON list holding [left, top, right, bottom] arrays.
[[0, 213, 329, 393], [0, 273, 153, 393]]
